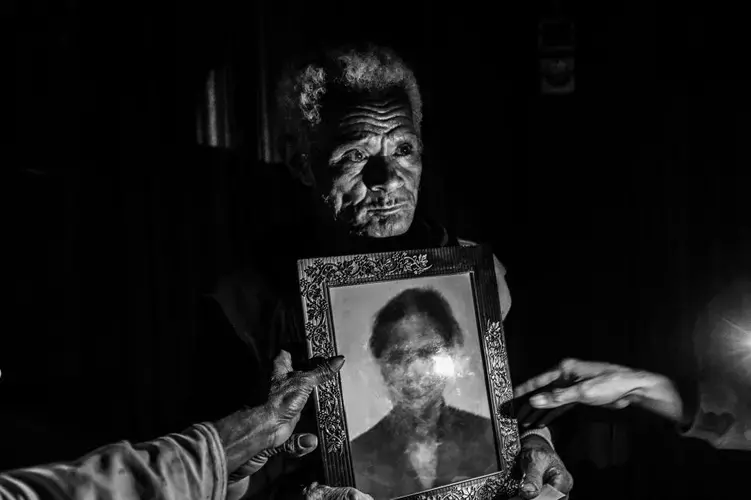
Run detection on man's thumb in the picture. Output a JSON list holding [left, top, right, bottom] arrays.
[[520, 463, 545, 499], [310, 355, 345, 386], [282, 433, 319, 458], [228, 433, 317, 480]]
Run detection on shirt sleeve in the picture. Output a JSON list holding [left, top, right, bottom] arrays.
[[0, 423, 228, 500], [680, 279, 751, 451], [678, 382, 751, 451], [519, 427, 555, 450]]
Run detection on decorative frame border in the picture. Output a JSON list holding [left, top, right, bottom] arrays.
[[298, 245, 521, 500]]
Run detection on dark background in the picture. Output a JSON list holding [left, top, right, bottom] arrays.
[[6, 0, 750, 499]]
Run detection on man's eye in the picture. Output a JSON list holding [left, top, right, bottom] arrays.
[[345, 150, 367, 163], [395, 143, 414, 157]]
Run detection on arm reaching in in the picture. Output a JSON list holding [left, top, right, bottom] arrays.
[[0, 351, 345, 500], [227, 353, 373, 500], [516, 358, 750, 451], [514, 358, 685, 421], [0, 423, 231, 500], [216, 350, 345, 474]]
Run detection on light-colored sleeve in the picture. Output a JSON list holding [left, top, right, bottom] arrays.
[[457, 239, 512, 320], [680, 383, 751, 451], [0, 423, 228, 500], [681, 279, 751, 450], [519, 427, 555, 448]]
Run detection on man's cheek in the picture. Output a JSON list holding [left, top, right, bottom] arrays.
[[322, 191, 343, 215], [405, 163, 422, 192], [333, 179, 367, 211]]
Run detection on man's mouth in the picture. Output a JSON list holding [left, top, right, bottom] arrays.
[[367, 204, 405, 216]]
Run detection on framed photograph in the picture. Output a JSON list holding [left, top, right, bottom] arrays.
[[297, 245, 522, 500]]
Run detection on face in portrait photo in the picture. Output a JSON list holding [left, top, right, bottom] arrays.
[[330, 273, 499, 499]]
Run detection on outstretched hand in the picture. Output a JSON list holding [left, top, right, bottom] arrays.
[[229, 433, 320, 482], [515, 358, 662, 410], [215, 350, 345, 476], [264, 350, 345, 449], [226, 433, 321, 500]]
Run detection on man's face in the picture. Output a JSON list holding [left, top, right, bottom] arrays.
[[313, 88, 422, 238], [377, 313, 454, 410]]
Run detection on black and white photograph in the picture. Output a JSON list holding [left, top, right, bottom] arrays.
[[331, 273, 497, 498], [8, 2, 751, 500]]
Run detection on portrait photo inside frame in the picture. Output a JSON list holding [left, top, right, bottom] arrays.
[[297, 245, 522, 500]]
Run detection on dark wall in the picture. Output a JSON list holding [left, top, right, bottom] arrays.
[[7, 0, 750, 498], [8, 0, 250, 465]]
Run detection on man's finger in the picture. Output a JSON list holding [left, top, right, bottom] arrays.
[[558, 358, 615, 378], [604, 399, 631, 410], [537, 404, 574, 427], [520, 455, 546, 499], [303, 483, 374, 500], [532, 374, 643, 408], [603, 393, 639, 410], [272, 350, 294, 379], [515, 401, 534, 424], [291, 412, 302, 428], [308, 356, 345, 386], [549, 386, 587, 405], [514, 369, 563, 399], [547, 467, 574, 494], [528, 389, 574, 408], [518, 407, 550, 429], [230, 433, 318, 479], [281, 433, 319, 458], [516, 357, 625, 400]]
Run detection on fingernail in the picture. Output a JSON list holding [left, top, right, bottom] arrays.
[[299, 434, 317, 448], [329, 356, 345, 370], [530, 395, 547, 406], [522, 483, 538, 494]]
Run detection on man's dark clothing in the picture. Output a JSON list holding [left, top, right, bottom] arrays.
[[350, 403, 497, 499]]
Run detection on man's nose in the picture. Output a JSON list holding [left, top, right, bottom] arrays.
[[362, 155, 404, 193]]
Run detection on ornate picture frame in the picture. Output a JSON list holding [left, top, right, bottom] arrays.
[[298, 245, 521, 500]]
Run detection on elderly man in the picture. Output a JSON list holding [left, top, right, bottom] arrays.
[[200, 44, 573, 499]]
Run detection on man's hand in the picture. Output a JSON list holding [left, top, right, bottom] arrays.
[[264, 351, 345, 448], [229, 433, 319, 482], [518, 435, 573, 499], [226, 433, 321, 500], [303, 482, 374, 500], [215, 350, 345, 475], [514, 358, 684, 421]]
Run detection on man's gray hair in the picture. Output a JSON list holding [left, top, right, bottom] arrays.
[[275, 44, 423, 152]]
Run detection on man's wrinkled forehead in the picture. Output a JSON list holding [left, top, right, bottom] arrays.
[[319, 87, 417, 141]]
